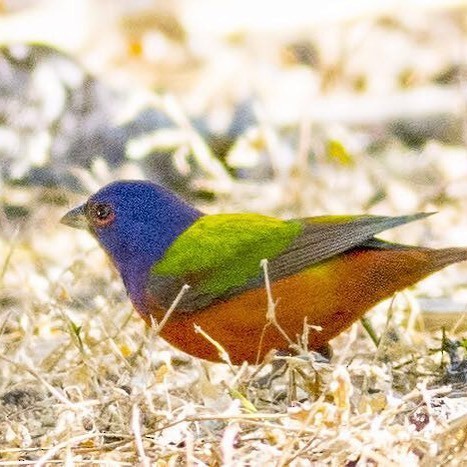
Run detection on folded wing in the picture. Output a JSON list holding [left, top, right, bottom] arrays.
[[148, 212, 433, 312]]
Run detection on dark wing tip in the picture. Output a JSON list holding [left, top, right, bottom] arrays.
[[395, 211, 437, 224], [413, 211, 437, 218]]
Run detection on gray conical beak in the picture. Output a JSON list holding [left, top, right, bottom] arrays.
[[61, 204, 88, 230]]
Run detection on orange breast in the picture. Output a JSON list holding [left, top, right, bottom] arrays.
[[142, 248, 442, 364]]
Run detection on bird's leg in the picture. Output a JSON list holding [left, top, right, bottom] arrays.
[[315, 343, 333, 361], [251, 350, 290, 388]]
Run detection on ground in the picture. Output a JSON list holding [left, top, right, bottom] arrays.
[[1, 1, 467, 465]]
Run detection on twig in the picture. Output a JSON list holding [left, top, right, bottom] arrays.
[[0, 227, 18, 283], [260, 259, 294, 346], [152, 284, 191, 336], [360, 317, 379, 347], [0, 355, 79, 410], [36, 433, 104, 467], [194, 324, 235, 371], [131, 404, 151, 467]]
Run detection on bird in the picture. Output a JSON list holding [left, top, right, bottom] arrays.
[[61, 180, 467, 365]]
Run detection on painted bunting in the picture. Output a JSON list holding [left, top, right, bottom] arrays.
[[61, 180, 467, 364]]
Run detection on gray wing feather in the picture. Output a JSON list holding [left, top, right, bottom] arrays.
[[268, 213, 433, 279]]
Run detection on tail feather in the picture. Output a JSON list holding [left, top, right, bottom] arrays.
[[428, 247, 467, 271], [361, 238, 467, 271]]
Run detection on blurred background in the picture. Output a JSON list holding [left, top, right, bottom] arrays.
[[1, 1, 467, 463], [1, 0, 467, 212]]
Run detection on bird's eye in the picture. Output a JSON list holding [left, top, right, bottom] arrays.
[[88, 202, 115, 227]]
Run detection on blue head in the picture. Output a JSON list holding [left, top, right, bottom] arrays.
[[61, 180, 202, 304]]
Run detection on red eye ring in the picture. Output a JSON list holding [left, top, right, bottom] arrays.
[[88, 202, 115, 227]]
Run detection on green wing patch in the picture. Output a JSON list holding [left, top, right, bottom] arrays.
[[152, 213, 303, 295]]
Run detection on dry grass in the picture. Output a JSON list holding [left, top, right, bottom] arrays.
[[1, 1, 467, 465], [1, 177, 467, 465]]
